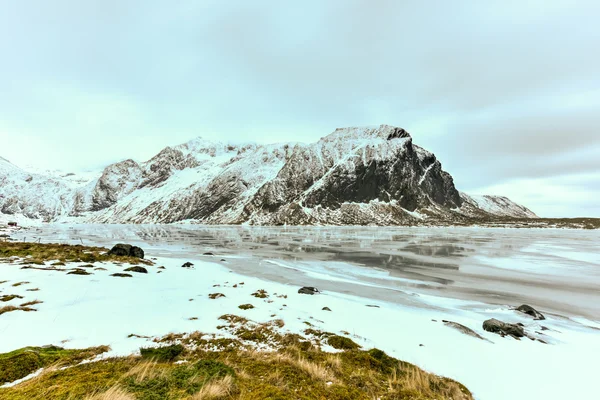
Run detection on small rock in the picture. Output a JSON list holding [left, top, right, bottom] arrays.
[[442, 320, 487, 341], [203, 252, 215, 256], [298, 286, 320, 295], [110, 273, 133, 278], [158, 266, 166, 270], [516, 304, 545, 320], [182, 262, 194, 268], [322, 307, 332, 311], [366, 304, 380, 308], [209, 293, 226, 300], [124, 266, 148, 274], [79, 264, 95, 268], [220, 259, 226, 262], [483, 318, 526, 338]]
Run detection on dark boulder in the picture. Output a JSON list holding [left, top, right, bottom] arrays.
[[124, 266, 148, 274], [108, 244, 145, 259], [182, 262, 194, 268], [298, 286, 319, 295], [322, 307, 332, 311], [516, 304, 545, 320], [203, 252, 215, 256], [483, 318, 525, 338]]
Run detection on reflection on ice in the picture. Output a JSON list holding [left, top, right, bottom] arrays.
[[16, 224, 600, 319]]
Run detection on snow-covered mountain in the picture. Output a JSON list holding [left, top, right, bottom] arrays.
[[0, 125, 537, 224]]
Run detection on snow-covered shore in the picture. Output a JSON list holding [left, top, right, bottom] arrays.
[[1, 243, 598, 400]]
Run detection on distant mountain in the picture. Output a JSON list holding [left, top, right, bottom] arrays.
[[0, 125, 537, 225]]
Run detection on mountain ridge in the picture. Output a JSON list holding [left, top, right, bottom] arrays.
[[0, 125, 537, 224]]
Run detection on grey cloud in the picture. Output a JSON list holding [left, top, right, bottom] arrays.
[[0, 0, 598, 216]]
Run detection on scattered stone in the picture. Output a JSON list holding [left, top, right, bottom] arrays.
[[188, 317, 198, 321], [203, 252, 215, 256], [220, 259, 226, 262], [483, 318, 526, 338], [67, 269, 92, 276], [419, 344, 424, 347], [108, 243, 145, 259], [322, 307, 332, 312], [94, 267, 108, 271], [239, 304, 255, 310], [442, 320, 487, 341], [110, 273, 133, 278], [158, 266, 166, 269], [298, 286, 320, 295], [157, 271, 163, 274], [124, 266, 148, 274], [366, 305, 380, 308], [209, 293, 226, 300], [540, 326, 549, 331], [79, 264, 95, 268], [182, 262, 194, 268], [432, 319, 437, 322], [516, 304, 545, 320], [233, 284, 238, 288]]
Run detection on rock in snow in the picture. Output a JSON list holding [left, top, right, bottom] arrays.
[[516, 304, 546, 320], [0, 125, 537, 225], [483, 318, 526, 339], [107, 244, 145, 259], [298, 286, 320, 295]]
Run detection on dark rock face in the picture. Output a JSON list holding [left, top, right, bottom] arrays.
[[516, 304, 545, 320], [91, 160, 142, 211], [483, 318, 526, 338], [108, 244, 145, 259], [442, 320, 486, 340], [124, 266, 148, 274], [298, 287, 320, 295]]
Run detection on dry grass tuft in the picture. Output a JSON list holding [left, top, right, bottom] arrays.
[[20, 300, 43, 307], [190, 375, 234, 399], [125, 360, 164, 383], [389, 364, 471, 400], [84, 385, 136, 400], [0, 305, 36, 315]]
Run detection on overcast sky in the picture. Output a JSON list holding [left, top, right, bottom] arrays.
[[0, 0, 598, 217]]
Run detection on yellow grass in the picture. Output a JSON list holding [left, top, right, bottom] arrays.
[[190, 375, 234, 399]]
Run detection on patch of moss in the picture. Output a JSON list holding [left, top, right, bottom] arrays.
[[251, 289, 268, 299], [327, 335, 361, 350], [0, 345, 109, 384], [0, 242, 152, 266], [67, 269, 92, 276], [140, 345, 184, 362]]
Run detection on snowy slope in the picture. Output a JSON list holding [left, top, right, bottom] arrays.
[[0, 125, 537, 224], [460, 193, 538, 219]]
